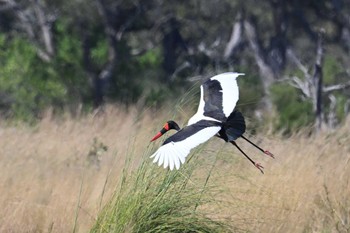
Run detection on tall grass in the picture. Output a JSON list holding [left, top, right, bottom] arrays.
[[0, 105, 349, 232], [91, 141, 234, 233]]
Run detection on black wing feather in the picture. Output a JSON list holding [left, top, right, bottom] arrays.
[[163, 120, 221, 145], [202, 79, 226, 122], [219, 111, 246, 141]]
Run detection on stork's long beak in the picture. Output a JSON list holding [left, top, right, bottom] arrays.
[[151, 131, 163, 142], [150, 123, 170, 142]]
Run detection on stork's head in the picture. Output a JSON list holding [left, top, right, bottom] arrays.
[[150, 120, 180, 142]]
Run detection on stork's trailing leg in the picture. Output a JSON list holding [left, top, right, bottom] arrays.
[[231, 141, 264, 174], [241, 135, 274, 159]]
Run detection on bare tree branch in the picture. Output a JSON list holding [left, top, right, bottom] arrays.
[[286, 48, 309, 78], [323, 80, 350, 93], [284, 32, 328, 132], [0, 0, 54, 62], [2, 0, 35, 38], [31, 0, 54, 56], [291, 76, 311, 97], [0, 0, 18, 11], [244, 19, 275, 111], [116, 2, 142, 40], [223, 14, 243, 60], [328, 94, 337, 129], [94, 0, 118, 107]]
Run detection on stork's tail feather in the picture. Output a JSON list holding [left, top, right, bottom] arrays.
[[224, 111, 246, 141]]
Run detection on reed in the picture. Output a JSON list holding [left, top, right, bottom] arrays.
[[91, 140, 234, 233]]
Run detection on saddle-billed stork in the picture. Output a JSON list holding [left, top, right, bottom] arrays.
[[150, 72, 274, 173]]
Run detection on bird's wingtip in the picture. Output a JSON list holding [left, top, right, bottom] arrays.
[[226, 72, 245, 78], [150, 147, 186, 171]]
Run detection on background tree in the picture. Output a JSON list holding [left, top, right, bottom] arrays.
[[0, 0, 349, 132]]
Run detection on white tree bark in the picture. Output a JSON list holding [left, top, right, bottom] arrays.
[[244, 20, 275, 112], [223, 15, 243, 60], [313, 33, 324, 132], [286, 32, 350, 132], [0, 0, 55, 62], [31, 0, 54, 57]]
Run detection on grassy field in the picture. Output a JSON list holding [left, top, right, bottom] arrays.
[[0, 105, 349, 232]]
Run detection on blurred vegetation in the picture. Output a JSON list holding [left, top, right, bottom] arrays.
[[271, 83, 314, 133], [0, 0, 349, 131], [0, 34, 67, 122], [91, 144, 234, 233]]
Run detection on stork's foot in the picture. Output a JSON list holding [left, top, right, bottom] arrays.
[[264, 150, 275, 159], [255, 163, 264, 174]]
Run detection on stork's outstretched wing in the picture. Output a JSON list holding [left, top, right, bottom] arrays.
[[188, 72, 244, 125], [150, 120, 221, 170]]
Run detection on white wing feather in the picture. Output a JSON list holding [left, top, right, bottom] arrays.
[[150, 126, 220, 170], [188, 72, 244, 125], [211, 72, 244, 117]]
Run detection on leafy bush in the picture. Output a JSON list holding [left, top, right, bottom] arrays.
[[271, 83, 313, 133], [236, 72, 264, 114], [53, 20, 90, 103], [0, 34, 67, 122]]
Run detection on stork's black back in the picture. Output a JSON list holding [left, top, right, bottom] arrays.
[[219, 111, 246, 142]]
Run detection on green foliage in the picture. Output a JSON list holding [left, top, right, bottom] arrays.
[[91, 39, 109, 67], [323, 55, 343, 85], [271, 83, 314, 133], [0, 19, 97, 122], [1, 0, 349, 130], [335, 95, 348, 122], [0, 34, 67, 122], [137, 48, 162, 69], [53, 20, 89, 101], [145, 88, 168, 107], [91, 147, 234, 233], [236, 73, 264, 113], [108, 44, 163, 104]]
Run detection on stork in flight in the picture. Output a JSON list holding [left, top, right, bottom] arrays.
[[150, 72, 274, 173]]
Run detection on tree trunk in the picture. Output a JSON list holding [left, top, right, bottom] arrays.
[[244, 19, 275, 112], [161, 17, 187, 78], [328, 95, 337, 129], [313, 32, 324, 133], [223, 14, 243, 60], [268, 0, 288, 74], [32, 0, 54, 57], [95, 0, 119, 107]]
